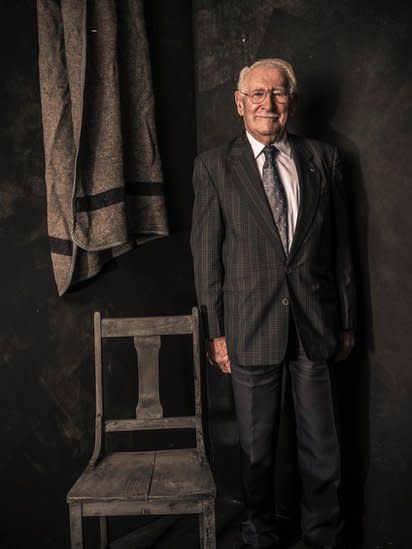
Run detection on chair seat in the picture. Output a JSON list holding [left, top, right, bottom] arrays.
[[67, 449, 216, 503]]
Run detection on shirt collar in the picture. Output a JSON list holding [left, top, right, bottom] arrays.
[[246, 130, 292, 159]]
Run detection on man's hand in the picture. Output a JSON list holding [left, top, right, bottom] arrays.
[[206, 336, 231, 374], [332, 330, 356, 363]]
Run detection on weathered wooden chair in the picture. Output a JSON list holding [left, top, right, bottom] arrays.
[[67, 307, 216, 548]]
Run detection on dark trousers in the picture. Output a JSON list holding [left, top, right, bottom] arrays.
[[231, 323, 342, 547]]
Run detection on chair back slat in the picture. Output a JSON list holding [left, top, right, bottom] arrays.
[[101, 315, 193, 338], [133, 335, 163, 420]]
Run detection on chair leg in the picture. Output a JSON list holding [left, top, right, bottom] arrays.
[[99, 516, 109, 549], [69, 503, 84, 549], [200, 499, 216, 549]]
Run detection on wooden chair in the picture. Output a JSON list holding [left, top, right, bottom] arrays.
[[67, 307, 216, 548]]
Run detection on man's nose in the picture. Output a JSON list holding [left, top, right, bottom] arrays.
[[262, 91, 277, 110]]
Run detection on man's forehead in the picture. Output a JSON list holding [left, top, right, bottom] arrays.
[[244, 66, 286, 89]]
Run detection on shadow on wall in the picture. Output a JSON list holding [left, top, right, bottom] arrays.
[[294, 68, 372, 545]]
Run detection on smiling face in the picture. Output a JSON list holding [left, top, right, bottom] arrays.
[[235, 65, 295, 145]]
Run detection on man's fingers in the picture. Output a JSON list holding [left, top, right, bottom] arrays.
[[218, 359, 231, 374], [333, 343, 354, 363], [332, 331, 356, 363], [211, 356, 231, 374]]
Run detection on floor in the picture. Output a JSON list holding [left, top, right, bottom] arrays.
[[108, 496, 307, 549]]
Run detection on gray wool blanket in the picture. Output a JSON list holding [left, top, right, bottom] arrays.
[[37, 0, 169, 295]]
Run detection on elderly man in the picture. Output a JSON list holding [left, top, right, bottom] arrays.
[[190, 58, 356, 549]]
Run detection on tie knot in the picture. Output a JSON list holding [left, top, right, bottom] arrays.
[[262, 145, 278, 164]]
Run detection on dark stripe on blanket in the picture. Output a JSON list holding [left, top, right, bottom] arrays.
[[49, 236, 73, 256], [75, 182, 164, 212], [75, 188, 125, 212]]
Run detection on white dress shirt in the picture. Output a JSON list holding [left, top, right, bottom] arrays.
[[246, 131, 300, 252]]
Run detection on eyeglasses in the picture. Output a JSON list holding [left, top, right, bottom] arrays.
[[237, 89, 290, 105]]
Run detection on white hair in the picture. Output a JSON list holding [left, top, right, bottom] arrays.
[[237, 58, 298, 95]]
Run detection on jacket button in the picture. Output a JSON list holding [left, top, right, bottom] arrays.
[[286, 267, 292, 274], [282, 297, 289, 306]]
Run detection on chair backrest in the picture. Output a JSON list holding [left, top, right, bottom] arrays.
[[88, 307, 206, 469]]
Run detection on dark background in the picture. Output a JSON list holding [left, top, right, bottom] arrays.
[[1, 1, 411, 548]]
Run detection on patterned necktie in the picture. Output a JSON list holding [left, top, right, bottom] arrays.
[[262, 145, 289, 254]]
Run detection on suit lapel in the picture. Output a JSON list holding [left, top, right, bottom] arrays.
[[288, 134, 321, 261], [230, 134, 287, 262]]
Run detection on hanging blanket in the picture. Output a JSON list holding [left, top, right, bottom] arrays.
[[37, 0, 169, 295]]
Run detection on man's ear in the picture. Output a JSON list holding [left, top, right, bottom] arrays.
[[234, 90, 244, 116]]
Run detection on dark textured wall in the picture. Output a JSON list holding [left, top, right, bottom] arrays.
[[1, 1, 412, 548], [193, 1, 412, 548], [0, 1, 197, 547]]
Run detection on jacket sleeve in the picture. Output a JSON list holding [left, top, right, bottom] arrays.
[[331, 147, 357, 331], [190, 155, 225, 339]]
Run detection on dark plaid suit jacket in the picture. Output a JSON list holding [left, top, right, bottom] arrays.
[[190, 132, 356, 366]]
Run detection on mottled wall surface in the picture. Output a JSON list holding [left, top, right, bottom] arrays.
[[1, 1, 412, 547], [194, 0, 412, 547], [0, 1, 196, 547]]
